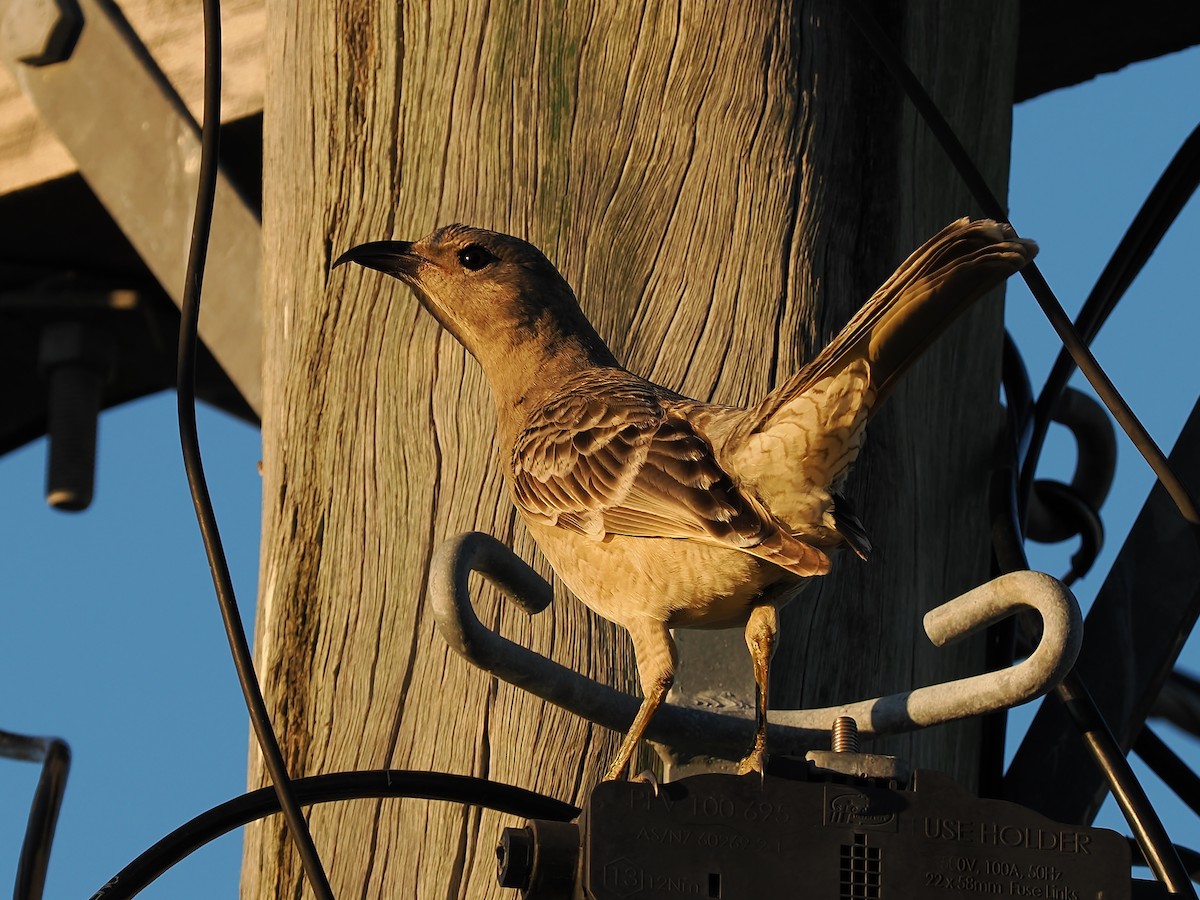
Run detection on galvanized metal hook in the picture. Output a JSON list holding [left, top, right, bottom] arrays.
[[430, 531, 1082, 760]]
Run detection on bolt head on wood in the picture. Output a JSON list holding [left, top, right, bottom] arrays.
[[0, 0, 82, 67]]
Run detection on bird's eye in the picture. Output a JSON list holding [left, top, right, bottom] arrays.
[[457, 244, 497, 271]]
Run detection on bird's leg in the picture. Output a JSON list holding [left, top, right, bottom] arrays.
[[604, 620, 677, 782], [737, 603, 778, 777], [604, 689, 667, 782]]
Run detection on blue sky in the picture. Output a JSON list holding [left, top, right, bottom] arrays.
[[1005, 45, 1200, 860], [2, 44, 1198, 899]]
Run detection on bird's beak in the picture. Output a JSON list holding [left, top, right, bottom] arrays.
[[332, 240, 422, 280]]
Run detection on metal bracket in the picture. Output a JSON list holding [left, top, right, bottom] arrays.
[[0, 0, 263, 412], [430, 531, 1083, 762]]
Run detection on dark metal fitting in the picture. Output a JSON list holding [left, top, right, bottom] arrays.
[[496, 826, 534, 889], [37, 321, 113, 511], [37, 319, 115, 376], [496, 819, 580, 898], [805, 749, 912, 787], [809, 714, 911, 785]]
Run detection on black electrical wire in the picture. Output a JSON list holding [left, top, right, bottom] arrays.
[[975, 335, 1037, 798], [1134, 726, 1200, 820], [3, 732, 70, 900], [1002, 330, 1037, 463], [845, 3, 1199, 885], [1153, 670, 1200, 740], [1021, 123, 1200, 516], [175, 0, 333, 895], [845, 0, 1200, 537], [993, 369, 1196, 895], [153, 7, 1200, 900], [1026, 480, 1104, 586], [1053, 672, 1197, 896], [90, 771, 578, 900]]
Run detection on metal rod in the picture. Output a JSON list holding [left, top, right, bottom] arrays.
[[430, 532, 1083, 759]]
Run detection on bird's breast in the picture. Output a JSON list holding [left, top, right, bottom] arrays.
[[523, 520, 804, 630]]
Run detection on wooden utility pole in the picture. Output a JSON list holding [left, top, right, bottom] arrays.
[[244, 2, 1019, 896]]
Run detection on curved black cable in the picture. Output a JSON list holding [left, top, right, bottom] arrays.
[[1025, 480, 1104, 586], [1025, 388, 1117, 548], [3, 732, 70, 900], [844, 8, 1196, 885], [977, 334, 1038, 798], [1051, 673, 1196, 895], [1133, 726, 1200, 820], [991, 404, 1196, 895], [1010, 385, 1116, 583], [159, 7, 1199, 900], [1021, 123, 1200, 511], [845, 0, 1200, 536], [1002, 330, 1036, 463], [90, 771, 578, 900], [174, 0, 333, 895], [1153, 670, 1200, 740]]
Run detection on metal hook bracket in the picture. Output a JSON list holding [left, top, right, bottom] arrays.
[[430, 531, 1083, 763]]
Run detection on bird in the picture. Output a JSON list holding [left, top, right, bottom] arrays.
[[334, 217, 1037, 780]]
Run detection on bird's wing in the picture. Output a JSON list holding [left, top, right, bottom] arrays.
[[748, 217, 1037, 426], [725, 358, 872, 531], [511, 374, 830, 578], [717, 217, 1035, 545]]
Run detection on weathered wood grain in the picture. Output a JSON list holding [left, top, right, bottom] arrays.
[[247, 1, 1019, 896]]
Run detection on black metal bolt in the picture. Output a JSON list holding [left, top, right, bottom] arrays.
[[496, 819, 580, 898], [496, 826, 534, 890], [38, 321, 112, 511]]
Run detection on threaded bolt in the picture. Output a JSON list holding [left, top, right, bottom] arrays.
[[39, 321, 113, 512], [831, 716, 860, 753]]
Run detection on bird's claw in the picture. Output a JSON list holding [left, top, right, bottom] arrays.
[[631, 769, 661, 797], [736, 748, 767, 779]]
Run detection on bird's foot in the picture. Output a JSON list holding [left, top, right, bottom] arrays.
[[736, 748, 767, 779], [630, 769, 661, 797]]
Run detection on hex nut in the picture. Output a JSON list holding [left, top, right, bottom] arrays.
[[0, 0, 83, 67], [38, 320, 113, 374]]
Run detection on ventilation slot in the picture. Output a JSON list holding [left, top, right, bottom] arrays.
[[839, 833, 881, 899]]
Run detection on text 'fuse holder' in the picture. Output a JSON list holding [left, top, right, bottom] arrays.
[[502, 770, 1132, 900]]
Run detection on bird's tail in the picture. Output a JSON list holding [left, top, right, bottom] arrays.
[[754, 217, 1037, 422]]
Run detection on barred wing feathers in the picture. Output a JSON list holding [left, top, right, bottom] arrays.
[[511, 372, 830, 578]]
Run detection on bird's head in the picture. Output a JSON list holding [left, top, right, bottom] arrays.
[[333, 224, 610, 370]]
